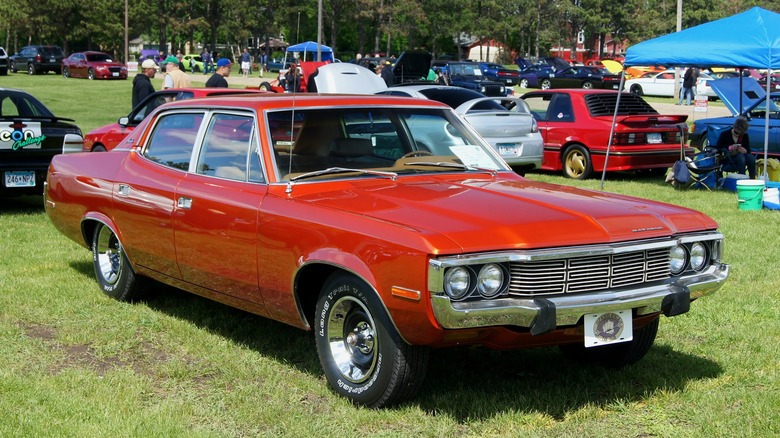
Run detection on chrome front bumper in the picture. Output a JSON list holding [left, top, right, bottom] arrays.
[[430, 263, 729, 335]]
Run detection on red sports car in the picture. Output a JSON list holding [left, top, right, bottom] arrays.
[[522, 89, 694, 179], [83, 88, 264, 152], [46, 94, 728, 407], [62, 51, 127, 80]]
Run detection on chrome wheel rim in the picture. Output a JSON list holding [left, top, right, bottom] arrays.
[[565, 151, 586, 178], [520, 79, 528, 88], [326, 296, 377, 384], [96, 226, 122, 285]]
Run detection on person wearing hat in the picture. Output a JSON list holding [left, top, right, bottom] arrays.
[[380, 59, 395, 86], [132, 59, 157, 108], [205, 58, 232, 88], [161, 55, 191, 89]]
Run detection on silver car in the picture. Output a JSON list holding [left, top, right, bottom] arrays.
[[379, 85, 544, 169]]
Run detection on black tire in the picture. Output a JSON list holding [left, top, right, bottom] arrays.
[[629, 84, 644, 96], [258, 81, 273, 91], [541, 79, 552, 90], [519, 78, 529, 88], [10, 62, 17, 73], [27, 63, 36, 75], [582, 81, 594, 89], [559, 317, 659, 368], [63, 67, 70, 78], [314, 273, 429, 408], [91, 223, 143, 301], [192, 64, 200, 73], [88, 68, 95, 80], [92, 145, 107, 152], [562, 144, 593, 179]]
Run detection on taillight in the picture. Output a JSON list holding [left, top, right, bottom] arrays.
[[36, 54, 42, 62]]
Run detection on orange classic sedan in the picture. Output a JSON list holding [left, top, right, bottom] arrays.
[[45, 93, 729, 407]]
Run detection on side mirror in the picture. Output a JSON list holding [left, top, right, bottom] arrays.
[[118, 117, 129, 126]]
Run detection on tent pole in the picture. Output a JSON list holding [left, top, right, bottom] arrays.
[[601, 70, 626, 190], [763, 71, 770, 180]]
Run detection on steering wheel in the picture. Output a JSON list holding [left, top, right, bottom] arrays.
[[400, 150, 433, 159]]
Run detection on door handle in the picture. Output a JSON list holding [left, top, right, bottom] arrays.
[[177, 197, 193, 209], [117, 184, 130, 196]]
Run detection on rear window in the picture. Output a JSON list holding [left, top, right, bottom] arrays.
[[584, 93, 659, 117], [41, 47, 63, 57]]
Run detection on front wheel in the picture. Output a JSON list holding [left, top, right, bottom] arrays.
[[88, 68, 95, 80], [563, 144, 593, 179], [92, 223, 144, 301], [314, 273, 429, 408], [559, 317, 659, 367], [541, 79, 552, 90], [582, 81, 594, 89], [193, 64, 201, 73], [258, 81, 273, 91]]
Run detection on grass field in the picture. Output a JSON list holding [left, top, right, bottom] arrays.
[[1, 74, 779, 437]]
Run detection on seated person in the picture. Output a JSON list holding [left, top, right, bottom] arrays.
[[715, 116, 756, 179]]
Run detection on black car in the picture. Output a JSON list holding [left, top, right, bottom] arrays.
[[9, 45, 64, 75], [543, 66, 621, 90], [0, 88, 83, 196], [0, 47, 8, 75], [442, 62, 509, 97]]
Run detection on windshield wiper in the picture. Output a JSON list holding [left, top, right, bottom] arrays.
[[403, 161, 497, 175], [289, 167, 398, 182]]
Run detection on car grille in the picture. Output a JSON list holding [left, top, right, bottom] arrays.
[[109, 67, 123, 73], [482, 84, 505, 96], [507, 248, 670, 296]]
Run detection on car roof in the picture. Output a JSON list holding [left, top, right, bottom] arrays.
[[157, 93, 451, 111]]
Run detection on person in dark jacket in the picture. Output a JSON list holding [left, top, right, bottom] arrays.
[[132, 59, 157, 108], [205, 58, 232, 88], [678, 67, 698, 105], [380, 60, 395, 86], [716, 116, 756, 179]]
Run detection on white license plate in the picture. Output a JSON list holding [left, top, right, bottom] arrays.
[[50, 57, 56, 63], [506, 79, 513, 84], [497, 143, 518, 155], [584, 310, 632, 347], [112, 72, 119, 77], [612, 84, 619, 89], [647, 133, 662, 144], [4, 171, 36, 187]]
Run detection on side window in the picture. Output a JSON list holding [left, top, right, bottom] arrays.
[[144, 112, 204, 171], [523, 96, 552, 122], [550, 94, 574, 122], [196, 113, 260, 182]]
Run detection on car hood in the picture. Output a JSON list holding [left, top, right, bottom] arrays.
[[86, 122, 122, 138], [710, 76, 778, 115], [392, 51, 432, 82], [292, 175, 716, 252], [309, 63, 387, 93]]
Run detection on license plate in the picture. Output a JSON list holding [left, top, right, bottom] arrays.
[[50, 57, 56, 63], [506, 79, 513, 84], [497, 143, 518, 155], [112, 72, 119, 77], [584, 310, 632, 347], [647, 133, 662, 144], [4, 171, 36, 187], [612, 84, 619, 89]]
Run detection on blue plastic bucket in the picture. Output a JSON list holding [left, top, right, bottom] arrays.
[[736, 179, 765, 211]]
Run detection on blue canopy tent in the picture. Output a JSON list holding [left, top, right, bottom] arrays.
[[602, 7, 780, 186], [285, 41, 334, 62]]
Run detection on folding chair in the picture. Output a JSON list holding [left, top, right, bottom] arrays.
[[685, 149, 721, 191]]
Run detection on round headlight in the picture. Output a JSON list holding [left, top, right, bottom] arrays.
[[670, 245, 687, 274], [444, 267, 471, 300], [690, 242, 707, 271], [477, 264, 504, 298]]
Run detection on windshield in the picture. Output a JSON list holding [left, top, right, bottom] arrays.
[[266, 107, 507, 180]]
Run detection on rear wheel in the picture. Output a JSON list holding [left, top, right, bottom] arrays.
[[258, 81, 273, 91], [314, 273, 429, 408], [519, 78, 529, 88], [91, 223, 144, 302], [27, 63, 36, 75], [63, 67, 70, 78], [582, 81, 594, 89], [193, 64, 200, 73], [559, 317, 659, 367], [563, 144, 592, 179], [541, 79, 552, 90], [629, 84, 644, 96]]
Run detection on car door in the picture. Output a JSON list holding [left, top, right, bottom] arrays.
[[523, 92, 575, 168], [553, 68, 576, 88], [72, 53, 87, 77], [646, 72, 676, 96], [173, 111, 268, 306], [111, 110, 205, 278]]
